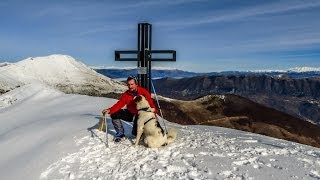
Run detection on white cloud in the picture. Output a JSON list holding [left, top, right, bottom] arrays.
[[157, 0, 320, 28], [113, 0, 208, 10]]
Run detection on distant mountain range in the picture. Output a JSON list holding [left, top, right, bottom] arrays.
[[153, 75, 320, 126], [93, 67, 320, 126], [93, 68, 199, 79], [93, 67, 320, 79]]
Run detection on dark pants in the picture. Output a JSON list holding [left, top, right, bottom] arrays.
[[110, 109, 138, 136]]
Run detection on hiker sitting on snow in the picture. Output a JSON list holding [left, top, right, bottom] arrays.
[[102, 76, 157, 142]]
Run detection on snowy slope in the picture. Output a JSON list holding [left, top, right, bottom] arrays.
[[0, 71, 22, 94], [0, 84, 319, 180], [0, 54, 126, 95], [0, 61, 22, 93]]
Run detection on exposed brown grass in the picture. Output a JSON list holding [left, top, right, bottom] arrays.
[[158, 94, 320, 148]]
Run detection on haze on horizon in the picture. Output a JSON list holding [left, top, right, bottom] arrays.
[[1, 0, 320, 72]]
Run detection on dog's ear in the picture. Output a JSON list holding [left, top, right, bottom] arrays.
[[134, 95, 143, 103]]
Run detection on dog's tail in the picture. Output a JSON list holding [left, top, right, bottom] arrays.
[[167, 128, 177, 144]]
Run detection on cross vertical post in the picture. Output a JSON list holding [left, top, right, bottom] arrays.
[[115, 23, 176, 92], [137, 23, 151, 90]]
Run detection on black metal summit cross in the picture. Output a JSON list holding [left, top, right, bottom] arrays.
[[115, 23, 176, 92]]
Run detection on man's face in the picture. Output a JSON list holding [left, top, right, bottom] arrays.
[[127, 79, 138, 91]]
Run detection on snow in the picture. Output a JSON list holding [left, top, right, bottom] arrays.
[[198, 94, 226, 102], [0, 83, 320, 180], [252, 67, 320, 73], [288, 67, 320, 72], [0, 69, 23, 93]]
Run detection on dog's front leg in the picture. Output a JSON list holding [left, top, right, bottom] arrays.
[[134, 127, 144, 147]]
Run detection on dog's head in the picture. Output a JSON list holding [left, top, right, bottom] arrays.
[[134, 95, 144, 103], [134, 95, 151, 110]]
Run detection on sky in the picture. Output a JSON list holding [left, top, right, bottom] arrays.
[[0, 0, 320, 72]]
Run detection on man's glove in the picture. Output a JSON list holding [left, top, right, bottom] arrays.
[[102, 108, 110, 115]]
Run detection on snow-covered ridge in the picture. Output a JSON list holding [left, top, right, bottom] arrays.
[[197, 94, 226, 102], [0, 54, 126, 95], [251, 67, 320, 73], [288, 67, 320, 72], [0, 62, 11, 67]]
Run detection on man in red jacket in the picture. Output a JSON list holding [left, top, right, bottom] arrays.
[[102, 76, 157, 142]]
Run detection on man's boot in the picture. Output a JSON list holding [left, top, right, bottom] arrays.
[[112, 119, 125, 142], [114, 132, 125, 142]]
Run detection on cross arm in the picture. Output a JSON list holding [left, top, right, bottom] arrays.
[[115, 50, 176, 62], [115, 50, 139, 61], [149, 50, 176, 61]]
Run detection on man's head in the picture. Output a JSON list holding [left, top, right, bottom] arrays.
[[126, 76, 138, 92]]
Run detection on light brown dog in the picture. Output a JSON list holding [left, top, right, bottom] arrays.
[[134, 95, 177, 148]]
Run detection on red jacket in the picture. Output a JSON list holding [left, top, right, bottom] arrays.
[[109, 86, 157, 115]]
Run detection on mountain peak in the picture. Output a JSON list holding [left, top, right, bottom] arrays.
[[1, 54, 126, 95], [26, 54, 73, 60], [20, 54, 77, 65], [19, 54, 82, 68]]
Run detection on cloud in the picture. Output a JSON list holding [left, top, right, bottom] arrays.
[[156, 0, 320, 28], [67, 0, 210, 36], [112, 0, 208, 10], [196, 35, 320, 56]]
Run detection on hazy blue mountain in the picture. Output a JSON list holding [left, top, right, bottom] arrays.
[[94, 68, 199, 79], [93, 68, 320, 79]]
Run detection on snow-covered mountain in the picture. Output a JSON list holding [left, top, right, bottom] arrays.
[[0, 54, 126, 95], [286, 67, 320, 73], [0, 84, 319, 179], [251, 67, 320, 73]]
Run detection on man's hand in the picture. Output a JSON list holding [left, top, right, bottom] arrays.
[[150, 108, 156, 113], [102, 108, 110, 115]]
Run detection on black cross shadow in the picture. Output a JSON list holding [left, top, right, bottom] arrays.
[[83, 113, 135, 144], [84, 115, 107, 145]]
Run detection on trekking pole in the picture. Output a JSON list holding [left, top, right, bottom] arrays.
[[104, 114, 109, 148], [150, 79, 168, 134]]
